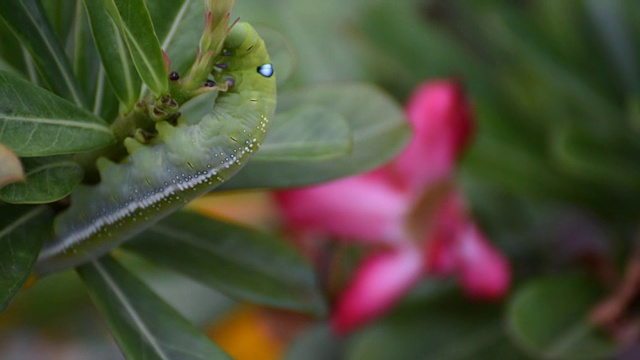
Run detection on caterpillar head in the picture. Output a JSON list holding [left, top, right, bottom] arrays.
[[223, 22, 262, 57]]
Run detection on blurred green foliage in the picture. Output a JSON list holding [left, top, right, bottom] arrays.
[[3, 0, 640, 358], [239, 0, 640, 358]]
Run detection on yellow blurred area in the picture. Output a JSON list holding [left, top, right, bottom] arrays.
[[186, 191, 279, 231], [208, 306, 285, 360]]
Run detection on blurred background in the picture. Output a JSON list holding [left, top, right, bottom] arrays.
[[3, 0, 640, 358]]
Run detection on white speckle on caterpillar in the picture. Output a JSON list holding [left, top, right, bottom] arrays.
[[40, 139, 260, 258]]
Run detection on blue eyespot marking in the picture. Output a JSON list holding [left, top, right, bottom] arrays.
[[257, 64, 274, 78]]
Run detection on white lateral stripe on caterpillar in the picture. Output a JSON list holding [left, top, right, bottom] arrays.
[[38, 138, 260, 259]]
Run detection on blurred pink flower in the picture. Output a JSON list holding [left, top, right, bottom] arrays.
[[274, 80, 510, 334]]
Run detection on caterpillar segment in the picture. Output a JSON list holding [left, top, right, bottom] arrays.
[[36, 23, 276, 273]]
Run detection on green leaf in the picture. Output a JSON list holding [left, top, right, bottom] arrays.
[[93, 67, 121, 122], [220, 83, 410, 190], [0, 71, 114, 157], [148, 0, 204, 76], [0, 18, 28, 77], [0, 156, 83, 204], [20, 45, 40, 86], [77, 256, 232, 360], [0, 0, 86, 107], [0, 143, 24, 187], [83, 0, 142, 111], [252, 105, 351, 162], [120, 253, 237, 326], [508, 273, 618, 360], [71, 0, 102, 97], [145, 0, 187, 43], [40, 0, 77, 49], [347, 289, 525, 360], [105, 0, 169, 97], [124, 211, 327, 315], [0, 205, 53, 312]]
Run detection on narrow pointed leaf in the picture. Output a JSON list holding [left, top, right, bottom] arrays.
[[71, 0, 101, 96], [220, 83, 410, 190], [83, 0, 142, 111], [0, 156, 83, 204], [252, 105, 351, 161], [0, 0, 86, 107], [0, 205, 53, 312], [0, 71, 114, 157], [77, 256, 232, 360], [0, 19, 28, 77], [147, 0, 204, 75], [0, 143, 24, 187], [124, 211, 327, 315], [93, 67, 121, 122], [21, 45, 40, 85], [40, 0, 77, 47], [105, 0, 169, 97], [145, 0, 187, 42]]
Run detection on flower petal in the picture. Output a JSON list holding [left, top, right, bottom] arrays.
[[389, 81, 474, 191], [274, 175, 410, 244], [456, 223, 511, 300], [421, 191, 510, 299], [331, 247, 423, 334]]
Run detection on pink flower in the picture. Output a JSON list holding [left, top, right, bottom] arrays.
[[276, 175, 410, 245], [274, 80, 510, 334], [331, 246, 422, 333]]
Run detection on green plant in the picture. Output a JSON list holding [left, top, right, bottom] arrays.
[[0, 0, 408, 358]]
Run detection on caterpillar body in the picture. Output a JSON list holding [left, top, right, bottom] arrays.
[[36, 23, 276, 273]]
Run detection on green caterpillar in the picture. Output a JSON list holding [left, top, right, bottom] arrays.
[[36, 22, 276, 273]]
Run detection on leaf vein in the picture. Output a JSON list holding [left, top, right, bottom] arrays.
[[1, 115, 111, 134], [0, 207, 46, 239], [17, 1, 84, 107], [91, 260, 172, 360]]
